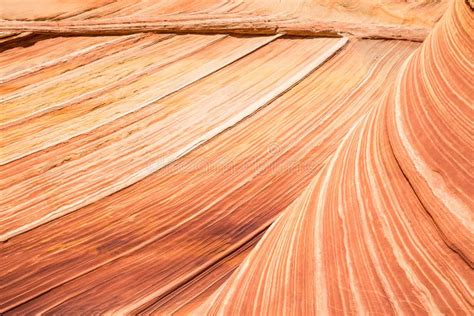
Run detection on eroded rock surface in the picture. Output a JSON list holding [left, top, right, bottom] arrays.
[[0, 0, 472, 314]]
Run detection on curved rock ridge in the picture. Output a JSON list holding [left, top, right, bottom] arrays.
[[196, 1, 473, 314], [388, 0, 474, 265]]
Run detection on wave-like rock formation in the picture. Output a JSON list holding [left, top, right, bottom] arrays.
[[0, 0, 472, 314], [198, 1, 474, 314], [388, 0, 473, 265]]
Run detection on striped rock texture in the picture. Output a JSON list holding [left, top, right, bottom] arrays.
[[0, 0, 472, 315], [198, 1, 474, 314]]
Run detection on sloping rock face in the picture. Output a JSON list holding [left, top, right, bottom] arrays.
[[0, 0, 472, 315], [197, 1, 473, 314]]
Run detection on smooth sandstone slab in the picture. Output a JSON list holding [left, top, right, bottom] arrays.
[[0, 36, 345, 242]]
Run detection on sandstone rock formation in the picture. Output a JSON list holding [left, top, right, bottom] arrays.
[[198, 1, 474, 314], [0, 0, 472, 314]]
